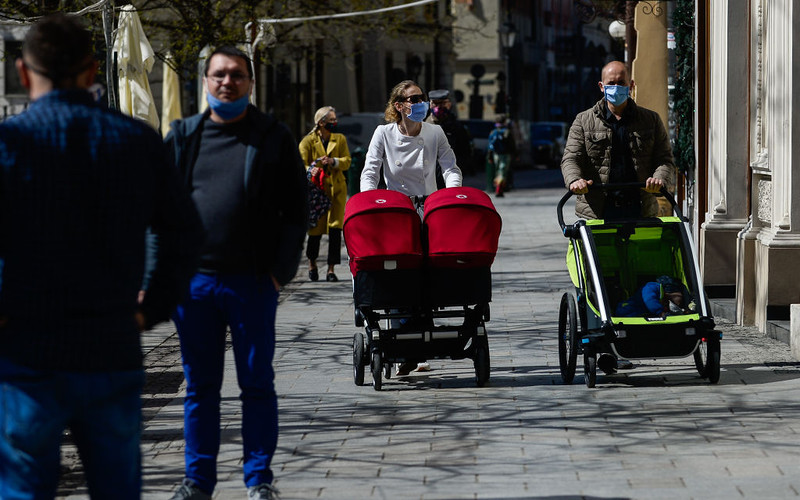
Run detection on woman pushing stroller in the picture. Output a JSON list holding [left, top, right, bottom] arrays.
[[360, 80, 462, 374]]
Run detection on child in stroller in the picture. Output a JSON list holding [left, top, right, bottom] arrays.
[[614, 275, 696, 318]]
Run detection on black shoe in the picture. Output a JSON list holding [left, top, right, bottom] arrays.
[[326, 272, 338, 282], [308, 268, 319, 281], [617, 358, 635, 370], [597, 353, 617, 375]]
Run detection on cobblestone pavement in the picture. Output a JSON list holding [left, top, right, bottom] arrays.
[[58, 171, 800, 499]]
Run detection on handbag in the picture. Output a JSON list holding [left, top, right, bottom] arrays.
[[307, 158, 332, 228]]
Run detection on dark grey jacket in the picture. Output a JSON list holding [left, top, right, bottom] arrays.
[[165, 106, 307, 285]]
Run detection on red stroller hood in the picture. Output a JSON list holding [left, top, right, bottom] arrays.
[[344, 190, 423, 274], [423, 186, 502, 268]]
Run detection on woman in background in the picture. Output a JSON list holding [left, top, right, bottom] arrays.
[[299, 106, 351, 282]]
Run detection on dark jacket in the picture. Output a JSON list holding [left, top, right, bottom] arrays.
[[164, 106, 307, 286], [560, 98, 675, 219], [0, 90, 203, 371]]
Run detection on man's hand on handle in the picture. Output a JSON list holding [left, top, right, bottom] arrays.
[[569, 178, 593, 194]]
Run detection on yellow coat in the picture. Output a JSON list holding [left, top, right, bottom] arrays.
[[298, 131, 351, 235]]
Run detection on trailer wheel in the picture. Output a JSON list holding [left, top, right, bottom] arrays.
[[706, 338, 721, 384], [558, 293, 579, 384], [584, 352, 597, 388], [474, 335, 490, 387], [371, 351, 382, 391], [693, 343, 706, 377], [353, 332, 365, 386]]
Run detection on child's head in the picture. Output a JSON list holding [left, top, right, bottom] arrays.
[[665, 291, 683, 306]]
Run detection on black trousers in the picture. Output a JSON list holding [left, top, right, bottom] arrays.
[[306, 228, 342, 266]]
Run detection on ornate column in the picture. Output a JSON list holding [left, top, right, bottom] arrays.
[[752, 0, 800, 331], [700, 0, 749, 299]]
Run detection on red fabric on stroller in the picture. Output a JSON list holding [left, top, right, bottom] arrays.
[[423, 187, 502, 268], [344, 190, 423, 275]]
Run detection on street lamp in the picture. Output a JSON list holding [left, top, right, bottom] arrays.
[[498, 20, 517, 118]]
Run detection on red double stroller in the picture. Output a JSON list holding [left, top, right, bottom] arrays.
[[343, 186, 502, 390]]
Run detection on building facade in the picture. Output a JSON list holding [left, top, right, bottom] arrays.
[[700, 0, 800, 354]]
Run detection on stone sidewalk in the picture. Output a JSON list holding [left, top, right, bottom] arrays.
[[59, 170, 800, 499]]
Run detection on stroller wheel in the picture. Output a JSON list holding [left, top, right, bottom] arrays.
[[705, 338, 721, 384], [558, 293, 579, 384], [371, 352, 383, 391], [353, 332, 365, 386], [384, 363, 392, 379], [694, 335, 722, 384], [474, 335, 490, 387], [584, 352, 597, 388]]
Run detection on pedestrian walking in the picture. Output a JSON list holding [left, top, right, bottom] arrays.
[[428, 89, 473, 176], [560, 60, 676, 373], [165, 46, 307, 500], [360, 79, 462, 375], [487, 115, 514, 197], [0, 14, 203, 499], [299, 106, 351, 282]]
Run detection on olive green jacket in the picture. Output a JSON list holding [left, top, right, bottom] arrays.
[[560, 98, 675, 219]]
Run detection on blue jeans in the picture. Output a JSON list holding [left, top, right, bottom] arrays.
[[173, 273, 279, 493], [0, 357, 144, 500]]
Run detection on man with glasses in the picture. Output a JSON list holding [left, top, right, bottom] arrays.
[[164, 46, 307, 500]]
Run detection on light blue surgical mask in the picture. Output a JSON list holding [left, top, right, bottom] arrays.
[[206, 89, 250, 121], [603, 84, 629, 106], [406, 101, 430, 122]]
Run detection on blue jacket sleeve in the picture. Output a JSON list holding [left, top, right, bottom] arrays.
[[640, 282, 664, 315]]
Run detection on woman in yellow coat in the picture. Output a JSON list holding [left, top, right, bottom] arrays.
[[299, 106, 351, 281]]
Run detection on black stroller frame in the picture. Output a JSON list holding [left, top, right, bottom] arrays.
[[557, 183, 722, 388], [352, 267, 492, 391]]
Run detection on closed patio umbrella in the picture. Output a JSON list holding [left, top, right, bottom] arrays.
[[113, 4, 159, 129], [161, 53, 181, 137]]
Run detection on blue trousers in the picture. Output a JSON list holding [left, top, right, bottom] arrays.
[[0, 357, 144, 500], [173, 273, 279, 493]]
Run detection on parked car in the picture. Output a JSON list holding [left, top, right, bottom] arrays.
[[337, 113, 386, 194], [530, 121, 568, 168]]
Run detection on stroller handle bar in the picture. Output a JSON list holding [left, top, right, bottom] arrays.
[[557, 182, 683, 236]]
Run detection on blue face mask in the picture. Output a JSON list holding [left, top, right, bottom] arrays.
[[603, 84, 629, 106], [406, 101, 430, 122], [206, 90, 250, 121]]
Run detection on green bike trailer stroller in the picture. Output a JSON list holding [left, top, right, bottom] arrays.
[[556, 183, 722, 388]]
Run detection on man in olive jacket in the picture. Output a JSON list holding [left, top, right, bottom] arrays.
[[561, 61, 675, 219]]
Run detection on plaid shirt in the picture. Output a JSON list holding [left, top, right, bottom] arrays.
[[0, 90, 202, 371]]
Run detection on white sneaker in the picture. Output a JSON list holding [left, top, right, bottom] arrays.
[[414, 362, 431, 372], [248, 482, 280, 500]]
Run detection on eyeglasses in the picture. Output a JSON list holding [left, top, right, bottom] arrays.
[[398, 94, 427, 104], [207, 71, 250, 84]]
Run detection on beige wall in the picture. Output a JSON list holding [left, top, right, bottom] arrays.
[[630, 2, 669, 128]]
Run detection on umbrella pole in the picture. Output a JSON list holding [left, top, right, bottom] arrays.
[[103, 0, 117, 110]]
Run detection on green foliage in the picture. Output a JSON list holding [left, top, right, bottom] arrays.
[[671, 0, 694, 175]]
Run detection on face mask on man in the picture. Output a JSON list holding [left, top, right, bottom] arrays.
[[406, 101, 430, 122], [603, 84, 629, 106], [432, 105, 448, 119], [206, 84, 250, 120]]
